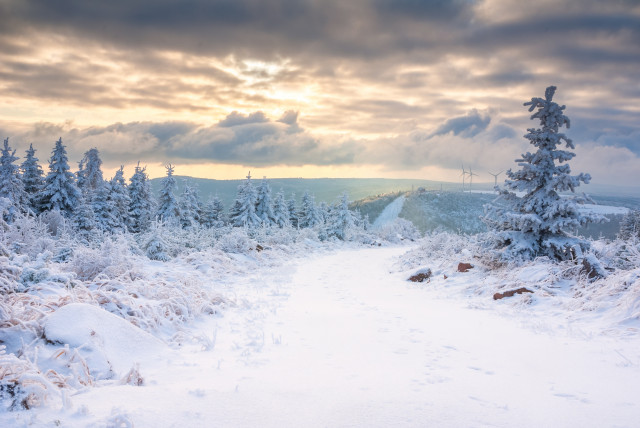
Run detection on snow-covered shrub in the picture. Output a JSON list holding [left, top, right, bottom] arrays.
[[215, 227, 256, 253], [377, 218, 421, 243], [142, 221, 172, 261], [68, 238, 136, 281]]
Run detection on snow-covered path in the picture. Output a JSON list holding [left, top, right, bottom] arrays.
[[10, 246, 640, 427], [372, 195, 405, 228]]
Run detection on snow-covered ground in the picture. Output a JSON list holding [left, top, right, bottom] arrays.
[[372, 195, 405, 229], [3, 244, 640, 427]]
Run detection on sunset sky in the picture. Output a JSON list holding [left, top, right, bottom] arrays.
[[0, 0, 638, 186]]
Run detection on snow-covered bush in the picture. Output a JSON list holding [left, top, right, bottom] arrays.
[[68, 238, 136, 281], [377, 218, 421, 243], [483, 86, 604, 262], [215, 227, 257, 253]]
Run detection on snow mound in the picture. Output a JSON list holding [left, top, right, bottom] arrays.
[[43, 303, 167, 375]]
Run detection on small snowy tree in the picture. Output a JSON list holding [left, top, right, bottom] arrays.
[[20, 143, 45, 213], [287, 193, 299, 228], [128, 162, 154, 233], [299, 190, 323, 228], [328, 193, 356, 240], [619, 210, 640, 240], [0, 138, 29, 221], [156, 164, 180, 223], [179, 180, 202, 229], [93, 181, 118, 232], [255, 176, 276, 226], [39, 138, 82, 217], [483, 86, 604, 261], [272, 190, 290, 228], [143, 220, 171, 261], [201, 195, 226, 228], [108, 166, 131, 232], [228, 172, 261, 228], [73, 196, 96, 240]]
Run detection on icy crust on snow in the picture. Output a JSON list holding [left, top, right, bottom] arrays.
[[395, 232, 640, 335], [43, 303, 166, 375]]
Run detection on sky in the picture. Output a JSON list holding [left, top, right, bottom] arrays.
[[0, 0, 639, 187]]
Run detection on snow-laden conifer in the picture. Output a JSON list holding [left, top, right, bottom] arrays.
[[201, 196, 226, 228], [77, 148, 104, 197], [156, 164, 180, 223], [299, 190, 323, 228], [143, 220, 171, 261], [228, 172, 261, 228], [483, 86, 604, 261], [287, 193, 299, 228], [108, 166, 131, 232], [328, 193, 356, 240], [272, 190, 290, 228], [93, 181, 118, 232], [39, 138, 82, 217], [20, 143, 45, 213], [179, 180, 202, 229], [74, 196, 96, 240], [0, 138, 28, 221], [128, 163, 154, 233], [255, 176, 276, 226], [619, 210, 640, 240]]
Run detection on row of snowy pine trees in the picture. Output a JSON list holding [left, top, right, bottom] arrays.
[[0, 137, 366, 240]]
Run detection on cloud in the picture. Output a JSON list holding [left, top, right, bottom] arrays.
[[218, 111, 269, 128], [429, 109, 491, 138]]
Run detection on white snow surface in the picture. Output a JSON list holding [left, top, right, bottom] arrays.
[[372, 195, 405, 228], [4, 244, 640, 427]]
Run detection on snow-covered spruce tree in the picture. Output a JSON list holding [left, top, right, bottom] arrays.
[[108, 166, 131, 232], [179, 180, 201, 229], [93, 180, 118, 232], [77, 148, 104, 197], [0, 138, 29, 221], [39, 138, 82, 217], [619, 209, 640, 240], [272, 190, 290, 228], [74, 196, 96, 239], [287, 193, 299, 228], [328, 193, 357, 240], [128, 163, 154, 233], [143, 220, 171, 261], [299, 190, 323, 228], [483, 86, 604, 261], [228, 172, 261, 228], [156, 164, 180, 223], [201, 195, 226, 228], [20, 143, 45, 213], [255, 176, 275, 226]]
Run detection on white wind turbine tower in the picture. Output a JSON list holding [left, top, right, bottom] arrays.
[[460, 164, 468, 191], [488, 170, 504, 188], [467, 167, 478, 190]]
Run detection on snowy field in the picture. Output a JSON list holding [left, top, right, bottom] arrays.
[[2, 238, 640, 428]]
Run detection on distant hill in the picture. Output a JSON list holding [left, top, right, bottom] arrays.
[[149, 176, 465, 208]]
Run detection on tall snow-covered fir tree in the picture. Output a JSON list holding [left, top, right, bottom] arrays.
[[39, 138, 82, 217], [272, 190, 290, 228], [201, 195, 226, 228], [0, 138, 28, 221], [483, 86, 604, 261], [128, 162, 154, 233], [179, 180, 202, 229], [255, 176, 275, 226], [156, 164, 180, 223], [299, 190, 323, 228], [108, 166, 131, 232], [20, 143, 45, 213], [228, 172, 261, 228], [77, 148, 104, 197]]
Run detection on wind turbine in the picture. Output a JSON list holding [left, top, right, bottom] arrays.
[[468, 167, 478, 190], [460, 164, 468, 191], [488, 170, 504, 187]]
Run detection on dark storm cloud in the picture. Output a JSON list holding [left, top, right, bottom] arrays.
[[430, 110, 491, 138]]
